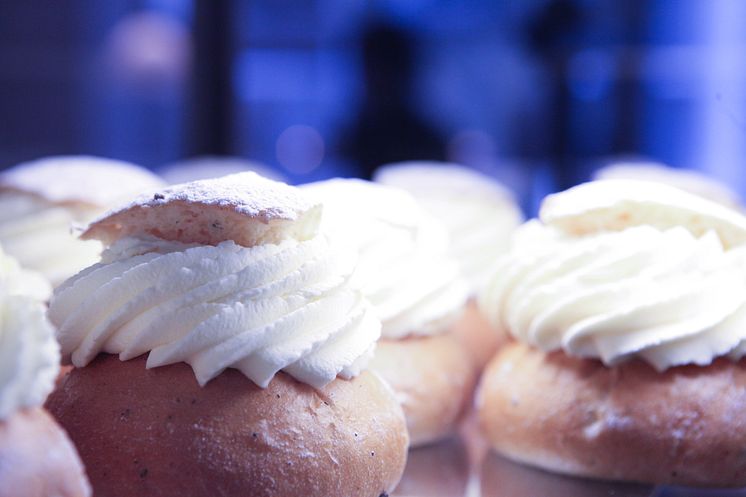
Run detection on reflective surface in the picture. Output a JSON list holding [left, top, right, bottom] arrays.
[[392, 433, 746, 497], [392, 438, 471, 497], [480, 452, 652, 497]]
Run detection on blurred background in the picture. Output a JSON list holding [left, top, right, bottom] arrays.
[[2, 0, 746, 212]]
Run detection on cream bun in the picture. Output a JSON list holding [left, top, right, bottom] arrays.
[[374, 161, 522, 293], [374, 162, 520, 368], [303, 179, 476, 446], [46, 172, 408, 496], [478, 179, 746, 486], [0, 250, 90, 496], [0, 155, 164, 285]]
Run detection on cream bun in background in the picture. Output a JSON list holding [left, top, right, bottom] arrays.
[[374, 162, 522, 294], [0, 155, 164, 286], [375, 161, 522, 369], [0, 249, 90, 497], [302, 179, 476, 447], [478, 179, 746, 486], [594, 160, 742, 208], [157, 155, 286, 184], [46, 172, 408, 497]]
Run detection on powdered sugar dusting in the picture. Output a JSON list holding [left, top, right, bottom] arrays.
[[0, 156, 164, 206], [112, 171, 317, 223]]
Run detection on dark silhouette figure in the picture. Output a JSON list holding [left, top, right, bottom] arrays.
[[189, 0, 233, 157], [341, 23, 446, 179], [525, 0, 583, 189]]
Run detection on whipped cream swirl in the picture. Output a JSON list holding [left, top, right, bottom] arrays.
[[0, 248, 60, 419], [49, 235, 380, 388], [482, 220, 746, 370], [0, 192, 102, 286], [303, 179, 469, 339]]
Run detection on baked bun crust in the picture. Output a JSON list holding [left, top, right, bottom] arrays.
[[478, 341, 746, 487], [452, 299, 507, 370], [46, 354, 408, 497], [84, 172, 321, 247], [371, 329, 477, 447], [0, 407, 90, 497], [392, 437, 469, 497], [480, 452, 652, 497]]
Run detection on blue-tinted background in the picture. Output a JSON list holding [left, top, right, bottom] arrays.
[[2, 0, 746, 212]]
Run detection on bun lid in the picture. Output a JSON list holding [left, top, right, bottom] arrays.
[[541, 179, 746, 249], [83, 172, 322, 247]]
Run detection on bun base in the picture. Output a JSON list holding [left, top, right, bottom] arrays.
[[46, 354, 408, 497], [371, 329, 477, 447], [478, 342, 746, 487], [452, 299, 507, 370]]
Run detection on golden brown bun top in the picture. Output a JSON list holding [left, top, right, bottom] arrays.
[[83, 172, 322, 247]]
